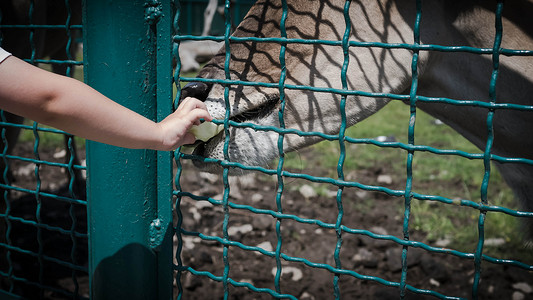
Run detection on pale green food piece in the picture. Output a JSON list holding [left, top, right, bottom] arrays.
[[180, 145, 196, 154], [189, 122, 224, 142], [180, 122, 223, 154]]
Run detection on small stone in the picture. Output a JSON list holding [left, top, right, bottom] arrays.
[[236, 174, 257, 190], [346, 171, 358, 181], [352, 248, 378, 268], [513, 282, 533, 294], [53, 149, 67, 159], [377, 174, 393, 184], [355, 190, 368, 199], [229, 179, 243, 200], [81, 159, 87, 179], [484, 238, 506, 247], [251, 193, 264, 203], [299, 184, 318, 199], [435, 238, 451, 248], [512, 291, 525, 300], [228, 224, 253, 236], [300, 292, 315, 300], [369, 226, 390, 248], [488, 285, 494, 294], [255, 241, 273, 253], [251, 215, 272, 231], [15, 163, 34, 177], [325, 189, 339, 197], [376, 135, 396, 142], [188, 207, 201, 222], [199, 172, 219, 184], [181, 236, 200, 250], [272, 266, 303, 281], [429, 278, 440, 287], [288, 268, 303, 281], [370, 226, 388, 235]]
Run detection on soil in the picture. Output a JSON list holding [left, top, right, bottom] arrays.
[[2, 141, 88, 299], [174, 146, 533, 300], [3, 142, 533, 299]]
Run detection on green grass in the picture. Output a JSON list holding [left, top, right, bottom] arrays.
[[311, 100, 485, 183], [18, 121, 86, 149]]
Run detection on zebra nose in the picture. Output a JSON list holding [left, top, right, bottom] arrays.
[[180, 82, 212, 101]]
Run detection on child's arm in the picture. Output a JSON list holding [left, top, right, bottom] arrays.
[[0, 55, 211, 151]]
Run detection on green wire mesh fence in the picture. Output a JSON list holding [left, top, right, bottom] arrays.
[[173, 0, 533, 299], [0, 1, 87, 299], [1, 0, 532, 299], [178, 0, 256, 35]]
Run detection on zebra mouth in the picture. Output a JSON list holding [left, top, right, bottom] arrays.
[[182, 96, 279, 156], [179, 82, 280, 164], [228, 94, 280, 123]]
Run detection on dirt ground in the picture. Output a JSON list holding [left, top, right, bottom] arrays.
[[4, 141, 88, 299], [3, 142, 533, 299], [174, 151, 533, 300]]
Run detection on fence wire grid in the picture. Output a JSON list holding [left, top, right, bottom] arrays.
[[0, 1, 87, 299], [172, 0, 533, 299], [1, 0, 532, 299]]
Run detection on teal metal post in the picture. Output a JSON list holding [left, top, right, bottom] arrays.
[[155, 0, 175, 298], [83, 0, 173, 299]]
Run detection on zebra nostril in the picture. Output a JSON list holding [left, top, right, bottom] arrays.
[[180, 82, 212, 101]]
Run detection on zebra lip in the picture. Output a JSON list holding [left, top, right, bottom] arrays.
[[187, 131, 223, 156], [229, 95, 280, 123], [192, 141, 205, 156]]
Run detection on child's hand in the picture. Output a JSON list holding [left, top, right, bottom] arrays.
[[157, 97, 212, 151]]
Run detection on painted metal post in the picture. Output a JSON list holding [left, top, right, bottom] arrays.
[[154, 1, 175, 299], [83, 0, 173, 299]]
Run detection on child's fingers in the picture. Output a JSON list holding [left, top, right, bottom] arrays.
[[187, 108, 213, 124], [177, 98, 212, 122], [179, 97, 208, 111]]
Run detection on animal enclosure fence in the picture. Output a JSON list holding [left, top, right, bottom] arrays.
[[0, 1, 87, 299], [1, 0, 533, 299], [172, 0, 533, 299]]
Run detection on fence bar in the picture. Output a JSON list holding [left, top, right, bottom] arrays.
[[155, 0, 175, 299], [84, 0, 170, 299]]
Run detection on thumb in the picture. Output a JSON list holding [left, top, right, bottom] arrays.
[[180, 132, 197, 147]]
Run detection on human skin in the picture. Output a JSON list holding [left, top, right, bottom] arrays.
[[0, 55, 212, 151]]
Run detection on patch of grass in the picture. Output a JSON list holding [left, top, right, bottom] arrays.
[[312, 101, 485, 184], [18, 121, 86, 149]]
